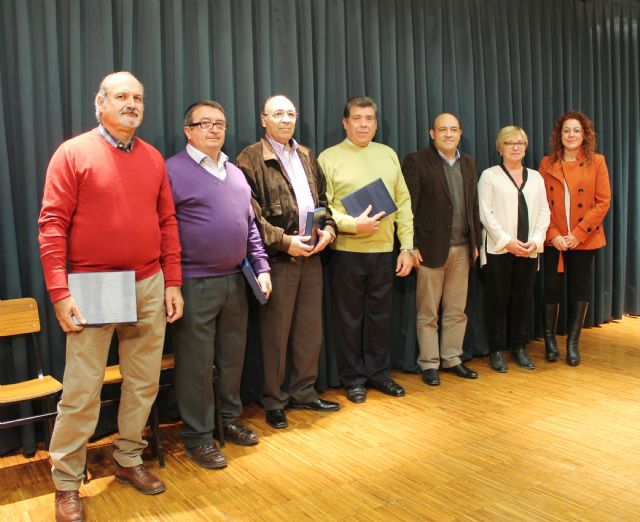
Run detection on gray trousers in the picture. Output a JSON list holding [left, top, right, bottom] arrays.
[[260, 255, 322, 410], [171, 274, 247, 449]]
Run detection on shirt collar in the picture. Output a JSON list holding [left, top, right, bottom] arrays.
[[266, 134, 298, 154], [437, 147, 460, 166], [186, 143, 228, 168], [97, 124, 135, 152]]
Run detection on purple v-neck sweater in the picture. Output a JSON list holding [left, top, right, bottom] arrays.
[[166, 150, 269, 279]]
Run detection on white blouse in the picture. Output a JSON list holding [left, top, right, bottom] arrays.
[[478, 165, 551, 266]]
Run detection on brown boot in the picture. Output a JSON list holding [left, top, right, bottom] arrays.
[[114, 462, 165, 494], [55, 490, 84, 522]]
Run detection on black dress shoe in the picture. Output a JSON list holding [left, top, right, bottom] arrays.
[[444, 363, 478, 379], [289, 398, 341, 412], [346, 384, 367, 403], [489, 351, 508, 373], [511, 347, 535, 369], [421, 369, 440, 386], [265, 409, 287, 429], [367, 378, 405, 397]]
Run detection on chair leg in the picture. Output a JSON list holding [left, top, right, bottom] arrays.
[[147, 400, 164, 467], [212, 366, 225, 448], [43, 396, 58, 450]]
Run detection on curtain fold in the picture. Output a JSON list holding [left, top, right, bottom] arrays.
[[1, 0, 639, 454]]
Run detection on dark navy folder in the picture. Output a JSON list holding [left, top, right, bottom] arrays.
[[340, 178, 397, 218], [241, 258, 268, 305], [304, 207, 327, 245]]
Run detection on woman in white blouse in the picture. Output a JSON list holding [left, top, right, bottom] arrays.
[[478, 126, 550, 372]]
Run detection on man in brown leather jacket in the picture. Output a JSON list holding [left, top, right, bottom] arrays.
[[236, 94, 340, 430]]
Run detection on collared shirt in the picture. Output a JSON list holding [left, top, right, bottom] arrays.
[[265, 135, 315, 234], [186, 143, 227, 180], [97, 124, 135, 152], [437, 147, 461, 167]]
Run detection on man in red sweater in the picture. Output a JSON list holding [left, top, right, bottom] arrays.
[[38, 71, 183, 522]]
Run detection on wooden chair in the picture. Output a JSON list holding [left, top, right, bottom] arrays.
[[0, 298, 62, 454]]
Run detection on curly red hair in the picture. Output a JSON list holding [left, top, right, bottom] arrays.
[[549, 110, 598, 163]]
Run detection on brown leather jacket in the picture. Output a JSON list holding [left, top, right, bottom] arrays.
[[236, 137, 336, 262]]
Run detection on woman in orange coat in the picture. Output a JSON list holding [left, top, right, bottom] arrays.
[[538, 111, 611, 366]]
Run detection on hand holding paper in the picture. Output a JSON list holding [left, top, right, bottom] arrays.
[[257, 272, 272, 299], [355, 204, 385, 234], [54, 295, 86, 333], [287, 235, 314, 257]]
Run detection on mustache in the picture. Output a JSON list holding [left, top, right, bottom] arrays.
[[120, 108, 139, 116]]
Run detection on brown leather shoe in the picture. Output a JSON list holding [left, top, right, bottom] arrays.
[[55, 490, 84, 522], [223, 421, 259, 446], [114, 463, 165, 494], [184, 442, 228, 469]]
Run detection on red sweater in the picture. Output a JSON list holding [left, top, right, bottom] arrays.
[[38, 129, 182, 303]]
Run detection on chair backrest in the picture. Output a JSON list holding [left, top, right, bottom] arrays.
[[0, 298, 41, 337]]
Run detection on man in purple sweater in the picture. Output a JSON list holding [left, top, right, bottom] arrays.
[[166, 100, 271, 469]]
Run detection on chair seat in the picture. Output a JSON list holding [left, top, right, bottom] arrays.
[[104, 354, 175, 385], [0, 375, 62, 404]]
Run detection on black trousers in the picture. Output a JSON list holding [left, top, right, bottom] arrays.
[[482, 253, 538, 350], [329, 250, 394, 387], [544, 248, 596, 303]]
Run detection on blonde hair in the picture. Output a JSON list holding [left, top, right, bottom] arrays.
[[495, 126, 528, 152]]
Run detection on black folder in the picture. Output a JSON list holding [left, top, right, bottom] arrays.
[[304, 207, 327, 245], [340, 178, 397, 218], [67, 271, 137, 326], [241, 258, 268, 305]]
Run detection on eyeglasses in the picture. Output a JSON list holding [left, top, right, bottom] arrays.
[[263, 111, 298, 120], [503, 141, 527, 149], [189, 120, 228, 131]]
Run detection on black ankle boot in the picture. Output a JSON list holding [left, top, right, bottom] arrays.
[[489, 351, 508, 373], [566, 300, 589, 366], [543, 303, 559, 362], [511, 346, 535, 369]]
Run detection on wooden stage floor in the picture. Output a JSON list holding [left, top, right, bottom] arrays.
[[1, 316, 639, 521]]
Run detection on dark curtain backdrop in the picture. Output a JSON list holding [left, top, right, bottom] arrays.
[[1, 0, 639, 454]]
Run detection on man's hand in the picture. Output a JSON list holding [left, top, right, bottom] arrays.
[[355, 204, 385, 234], [551, 234, 568, 251], [53, 296, 86, 333], [505, 239, 529, 257], [257, 272, 272, 300], [396, 250, 413, 277], [412, 249, 424, 268], [310, 228, 334, 255], [474, 247, 479, 262], [165, 286, 184, 323], [287, 235, 314, 257]]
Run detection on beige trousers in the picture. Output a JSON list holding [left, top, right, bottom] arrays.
[[416, 245, 470, 370], [50, 271, 165, 491]]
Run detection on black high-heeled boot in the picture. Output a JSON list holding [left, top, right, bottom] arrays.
[[544, 303, 560, 362], [566, 300, 589, 366]]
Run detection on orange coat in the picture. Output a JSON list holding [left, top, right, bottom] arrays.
[[538, 149, 611, 249]]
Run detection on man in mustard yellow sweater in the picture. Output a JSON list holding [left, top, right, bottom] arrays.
[[318, 96, 414, 404]]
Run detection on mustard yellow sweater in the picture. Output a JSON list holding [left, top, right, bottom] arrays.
[[318, 140, 413, 253]]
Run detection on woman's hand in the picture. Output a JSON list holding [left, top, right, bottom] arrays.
[[551, 235, 568, 251], [505, 239, 529, 257], [565, 233, 581, 249]]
